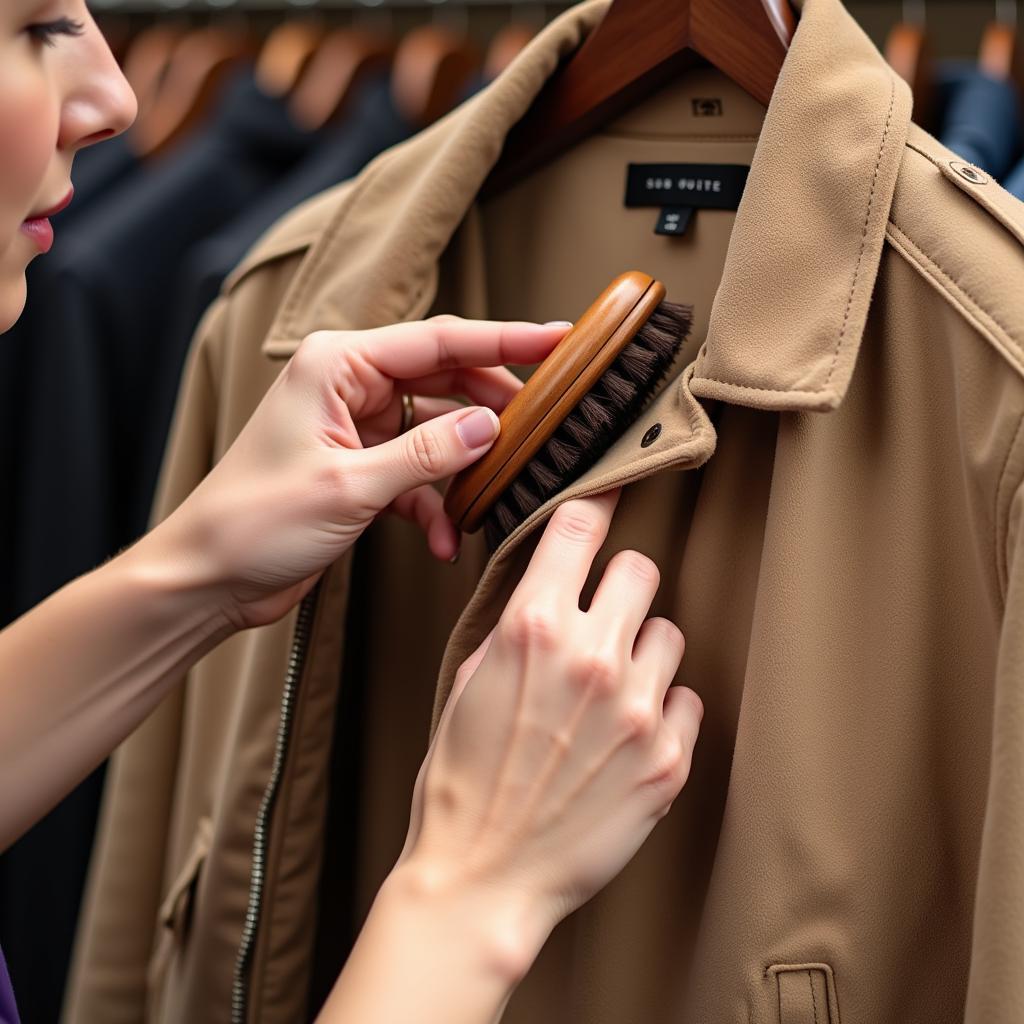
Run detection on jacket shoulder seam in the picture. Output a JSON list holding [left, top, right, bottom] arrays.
[[905, 138, 945, 170], [905, 137, 1024, 248], [884, 221, 1024, 382]]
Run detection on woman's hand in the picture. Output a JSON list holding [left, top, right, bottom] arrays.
[[393, 490, 703, 977], [317, 491, 701, 1023], [156, 317, 569, 630]]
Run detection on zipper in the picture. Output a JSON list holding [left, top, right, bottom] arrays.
[[231, 585, 320, 1024]]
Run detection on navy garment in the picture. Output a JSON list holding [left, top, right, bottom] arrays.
[[178, 75, 409, 337], [1004, 157, 1024, 200], [142, 75, 411, 506], [164, 76, 410, 401], [0, 75, 321, 1024], [937, 62, 1020, 178]]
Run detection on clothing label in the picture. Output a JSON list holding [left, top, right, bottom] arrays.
[[625, 164, 749, 209], [655, 206, 694, 236]]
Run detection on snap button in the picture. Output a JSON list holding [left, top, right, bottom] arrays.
[[641, 423, 662, 448], [950, 160, 988, 185]]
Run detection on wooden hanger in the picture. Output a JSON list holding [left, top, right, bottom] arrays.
[[390, 25, 481, 130], [131, 25, 254, 161], [884, 3, 934, 129], [120, 22, 187, 117], [288, 28, 395, 132], [483, 0, 794, 197], [483, 24, 538, 83], [979, 2, 1023, 93], [255, 19, 327, 101]]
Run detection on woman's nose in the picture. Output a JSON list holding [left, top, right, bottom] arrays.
[[58, 17, 138, 152]]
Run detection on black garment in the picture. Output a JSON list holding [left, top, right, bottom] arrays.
[[0, 76, 320, 1024], [143, 75, 411, 509], [180, 75, 408, 337], [155, 75, 411, 447], [936, 61, 1021, 178], [0, 135, 140, 1024]]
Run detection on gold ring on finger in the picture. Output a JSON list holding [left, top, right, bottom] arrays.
[[400, 393, 416, 435]]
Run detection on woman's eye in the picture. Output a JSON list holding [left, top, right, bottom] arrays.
[[27, 17, 85, 47]]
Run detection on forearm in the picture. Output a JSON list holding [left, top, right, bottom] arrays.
[[317, 864, 545, 1024], [0, 519, 233, 848]]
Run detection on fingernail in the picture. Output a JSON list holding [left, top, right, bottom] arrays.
[[456, 408, 499, 449], [543, 320, 573, 327], [449, 547, 461, 565]]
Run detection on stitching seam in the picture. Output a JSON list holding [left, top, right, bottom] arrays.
[[823, 78, 896, 390], [885, 223, 1024, 372], [809, 969, 821, 1024], [693, 81, 896, 399], [905, 139, 941, 169], [690, 376, 837, 400]]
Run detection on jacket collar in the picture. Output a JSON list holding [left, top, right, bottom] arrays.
[[263, 0, 911, 413]]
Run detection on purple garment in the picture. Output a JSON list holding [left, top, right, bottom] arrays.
[[0, 947, 19, 1024]]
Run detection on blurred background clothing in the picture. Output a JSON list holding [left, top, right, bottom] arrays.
[[2, 1, 1024, 1020]]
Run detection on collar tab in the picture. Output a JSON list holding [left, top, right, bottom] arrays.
[[690, 0, 912, 412]]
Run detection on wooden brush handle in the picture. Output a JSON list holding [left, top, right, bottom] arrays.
[[444, 270, 666, 533]]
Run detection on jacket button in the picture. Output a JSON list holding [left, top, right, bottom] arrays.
[[950, 160, 988, 185], [641, 423, 662, 448]]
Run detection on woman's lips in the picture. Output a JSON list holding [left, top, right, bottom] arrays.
[[20, 217, 55, 254], [20, 188, 74, 255], [29, 187, 74, 220]]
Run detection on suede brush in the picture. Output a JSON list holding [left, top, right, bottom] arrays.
[[444, 270, 693, 550]]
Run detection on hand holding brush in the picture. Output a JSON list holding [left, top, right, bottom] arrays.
[[446, 271, 693, 548]]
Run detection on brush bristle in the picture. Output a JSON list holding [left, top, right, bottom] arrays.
[[483, 300, 693, 550]]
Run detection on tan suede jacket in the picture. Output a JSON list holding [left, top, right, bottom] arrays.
[[66, 0, 1024, 1022]]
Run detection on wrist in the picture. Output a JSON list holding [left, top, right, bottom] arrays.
[[379, 859, 550, 987], [117, 513, 237, 642]]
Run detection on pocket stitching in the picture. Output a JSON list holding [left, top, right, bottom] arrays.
[[766, 962, 840, 1024]]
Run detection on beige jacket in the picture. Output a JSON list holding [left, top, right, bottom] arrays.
[[66, 0, 1024, 1021]]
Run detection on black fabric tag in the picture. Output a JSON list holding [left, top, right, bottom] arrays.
[[625, 164, 749, 210], [655, 207, 694, 236]]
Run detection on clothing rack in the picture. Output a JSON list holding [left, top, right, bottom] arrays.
[[89, 0, 566, 9], [87, 0, 1023, 62]]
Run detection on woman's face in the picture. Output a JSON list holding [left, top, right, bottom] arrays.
[[0, 0, 136, 332]]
